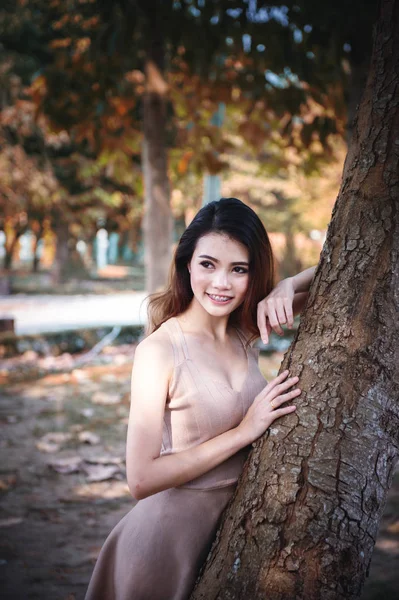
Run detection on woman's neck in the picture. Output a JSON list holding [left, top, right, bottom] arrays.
[[177, 299, 231, 342]]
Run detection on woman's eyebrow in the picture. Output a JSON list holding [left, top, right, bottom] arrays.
[[199, 254, 249, 266]]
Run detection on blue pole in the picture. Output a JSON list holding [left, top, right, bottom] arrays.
[[202, 102, 226, 206]]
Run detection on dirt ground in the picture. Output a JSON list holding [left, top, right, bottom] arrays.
[[0, 349, 398, 600]]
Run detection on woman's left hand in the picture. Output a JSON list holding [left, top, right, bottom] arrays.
[[257, 277, 295, 344]]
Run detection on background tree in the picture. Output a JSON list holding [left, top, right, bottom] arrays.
[[0, 6, 144, 278], [0, 0, 378, 289], [191, 0, 399, 598]]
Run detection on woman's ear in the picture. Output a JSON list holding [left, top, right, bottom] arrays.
[[187, 263, 191, 274]]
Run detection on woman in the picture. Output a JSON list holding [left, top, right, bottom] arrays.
[[85, 198, 315, 600]]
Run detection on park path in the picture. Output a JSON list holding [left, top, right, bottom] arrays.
[[0, 292, 148, 335]]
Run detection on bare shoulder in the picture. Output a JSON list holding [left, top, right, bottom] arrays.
[[134, 325, 174, 372]]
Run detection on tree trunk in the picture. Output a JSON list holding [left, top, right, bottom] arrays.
[[191, 2, 399, 599], [0, 318, 14, 333], [4, 245, 14, 271], [346, 49, 373, 146], [51, 210, 70, 285], [282, 226, 302, 279], [141, 4, 172, 293], [4, 226, 26, 270], [32, 226, 43, 273]]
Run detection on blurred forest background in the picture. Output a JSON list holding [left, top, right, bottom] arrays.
[[2, 2, 398, 600], [0, 0, 377, 293]]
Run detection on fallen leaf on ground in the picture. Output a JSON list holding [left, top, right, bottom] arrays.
[[78, 431, 100, 445], [36, 432, 73, 453], [73, 480, 130, 499], [48, 456, 83, 474], [375, 538, 399, 551], [113, 354, 129, 365], [0, 475, 17, 491], [36, 440, 61, 453], [387, 521, 399, 534], [71, 369, 89, 381], [81, 463, 122, 482], [100, 374, 117, 383], [42, 432, 73, 443], [80, 407, 94, 418], [91, 392, 121, 405], [85, 455, 124, 465], [22, 350, 38, 361], [0, 517, 24, 527], [70, 424, 84, 433]]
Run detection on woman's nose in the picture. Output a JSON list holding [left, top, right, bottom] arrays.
[[213, 270, 231, 288]]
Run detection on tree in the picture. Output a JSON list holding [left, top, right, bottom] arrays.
[[139, 1, 173, 293], [190, 0, 399, 598], [0, 5, 145, 277], [1, 1, 378, 290]]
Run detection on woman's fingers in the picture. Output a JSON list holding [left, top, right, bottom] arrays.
[[284, 302, 294, 329], [259, 370, 290, 398], [276, 299, 287, 327], [258, 293, 295, 341], [257, 303, 269, 344], [270, 405, 297, 421], [267, 301, 284, 336], [276, 298, 294, 330], [270, 387, 301, 409], [266, 375, 299, 399]]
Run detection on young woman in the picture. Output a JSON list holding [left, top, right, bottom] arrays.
[[85, 198, 315, 600]]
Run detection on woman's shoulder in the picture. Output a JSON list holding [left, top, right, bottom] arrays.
[[135, 323, 174, 367]]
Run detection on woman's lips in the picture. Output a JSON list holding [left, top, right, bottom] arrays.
[[206, 293, 233, 304]]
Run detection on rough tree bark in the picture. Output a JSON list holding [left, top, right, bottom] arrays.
[[141, 1, 173, 293], [191, 2, 399, 599]]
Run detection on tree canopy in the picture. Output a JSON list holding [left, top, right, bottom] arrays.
[[0, 0, 378, 276]]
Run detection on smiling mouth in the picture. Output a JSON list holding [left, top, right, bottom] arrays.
[[207, 293, 233, 303]]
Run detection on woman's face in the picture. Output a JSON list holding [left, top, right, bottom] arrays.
[[188, 233, 250, 317]]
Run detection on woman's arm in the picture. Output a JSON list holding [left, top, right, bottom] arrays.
[[126, 336, 299, 500], [291, 266, 316, 294], [292, 291, 310, 317], [257, 266, 316, 343]]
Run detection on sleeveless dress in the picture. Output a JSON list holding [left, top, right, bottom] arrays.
[[85, 317, 267, 600]]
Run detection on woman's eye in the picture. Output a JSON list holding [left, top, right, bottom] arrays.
[[233, 266, 248, 274], [200, 261, 213, 269]]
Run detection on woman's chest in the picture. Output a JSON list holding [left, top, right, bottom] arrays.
[[183, 337, 249, 394], [166, 351, 266, 438]]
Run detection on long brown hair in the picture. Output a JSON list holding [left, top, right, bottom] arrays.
[[147, 198, 275, 343]]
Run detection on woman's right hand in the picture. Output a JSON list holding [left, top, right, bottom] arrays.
[[237, 370, 300, 445]]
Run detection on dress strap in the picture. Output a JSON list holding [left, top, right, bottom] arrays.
[[162, 317, 190, 365], [234, 326, 249, 352]]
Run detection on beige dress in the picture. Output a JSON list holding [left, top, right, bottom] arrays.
[[85, 317, 266, 600]]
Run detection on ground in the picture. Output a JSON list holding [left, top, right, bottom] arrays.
[[0, 348, 398, 600]]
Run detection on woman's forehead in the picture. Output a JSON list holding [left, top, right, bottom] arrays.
[[194, 233, 249, 260]]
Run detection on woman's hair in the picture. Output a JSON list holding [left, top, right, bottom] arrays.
[[147, 197, 274, 343]]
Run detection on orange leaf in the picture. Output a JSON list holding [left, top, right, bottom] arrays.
[[177, 151, 194, 174]]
